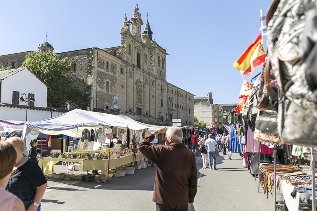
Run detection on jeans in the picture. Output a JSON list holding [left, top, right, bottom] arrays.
[[207, 150, 217, 169], [191, 144, 198, 151], [201, 153, 208, 167], [156, 204, 188, 211]]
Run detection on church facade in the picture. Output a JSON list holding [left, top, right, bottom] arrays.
[[0, 6, 194, 126]]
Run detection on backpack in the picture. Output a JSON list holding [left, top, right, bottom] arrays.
[[266, 0, 317, 146]]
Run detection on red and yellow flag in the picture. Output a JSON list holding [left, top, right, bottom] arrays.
[[236, 97, 248, 115], [233, 34, 266, 76]]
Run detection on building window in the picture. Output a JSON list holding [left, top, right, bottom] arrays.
[[144, 54, 148, 65], [152, 80, 154, 86], [72, 63, 77, 73], [161, 85, 163, 93], [161, 99, 163, 107], [106, 105, 109, 109], [121, 85, 124, 89], [120, 67, 124, 74], [189, 108, 191, 114], [158, 56, 161, 67], [152, 95, 154, 99], [128, 44, 132, 55], [10, 61, 16, 69], [106, 61, 109, 72], [12, 91, 19, 104], [136, 107, 142, 115], [171, 90, 173, 94], [105, 81, 109, 93], [160, 70, 163, 77], [169, 114, 172, 121], [162, 58, 165, 69], [137, 52, 141, 69]]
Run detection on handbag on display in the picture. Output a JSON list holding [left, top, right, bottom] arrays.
[[266, 0, 317, 146], [254, 109, 283, 145]]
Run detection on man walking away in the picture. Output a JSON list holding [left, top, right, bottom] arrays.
[[138, 127, 197, 211], [205, 134, 218, 170], [191, 132, 198, 153]]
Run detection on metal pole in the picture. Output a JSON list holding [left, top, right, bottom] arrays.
[[274, 146, 277, 211], [312, 147, 316, 211], [26, 108, 27, 121]]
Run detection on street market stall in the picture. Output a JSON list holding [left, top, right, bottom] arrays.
[[23, 109, 160, 181]]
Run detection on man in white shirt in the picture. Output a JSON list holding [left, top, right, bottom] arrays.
[[205, 134, 218, 170]]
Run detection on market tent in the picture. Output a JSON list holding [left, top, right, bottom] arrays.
[[24, 109, 164, 137], [117, 115, 164, 131], [24, 109, 116, 137]]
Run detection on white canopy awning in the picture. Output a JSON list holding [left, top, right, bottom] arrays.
[[24, 109, 164, 137]]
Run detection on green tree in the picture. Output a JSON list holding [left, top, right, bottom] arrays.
[[21, 51, 90, 109], [0, 65, 13, 71], [194, 116, 207, 130]]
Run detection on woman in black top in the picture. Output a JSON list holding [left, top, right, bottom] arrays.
[[29, 139, 38, 163], [6, 137, 47, 211]]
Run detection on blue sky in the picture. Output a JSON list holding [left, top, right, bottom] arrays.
[[0, 0, 272, 104]]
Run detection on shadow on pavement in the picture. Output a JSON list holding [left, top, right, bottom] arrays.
[[47, 186, 85, 191], [41, 199, 65, 204], [54, 167, 156, 191]]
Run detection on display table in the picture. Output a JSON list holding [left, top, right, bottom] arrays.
[[109, 154, 134, 169], [135, 153, 146, 162], [38, 157, 84, 175], [280, 180, 300, 211], [39, 153, 146, 176], [83, 160, 109, 175]]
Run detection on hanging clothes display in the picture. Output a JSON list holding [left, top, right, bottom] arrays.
[[246, 127, 260, 153], [261, 144, 274, 155], [229, 125, 242, 153]]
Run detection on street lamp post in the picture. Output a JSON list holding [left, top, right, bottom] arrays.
[[19, 93, 35, 121]]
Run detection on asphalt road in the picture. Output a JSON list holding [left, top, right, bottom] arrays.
[[41, 152, 274, 211]]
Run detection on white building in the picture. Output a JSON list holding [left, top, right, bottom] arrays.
[[0, 68, 65, 121]]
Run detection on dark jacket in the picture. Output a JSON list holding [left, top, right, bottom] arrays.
[[29, 146, 38, 163], [138, 134, 197, 206]]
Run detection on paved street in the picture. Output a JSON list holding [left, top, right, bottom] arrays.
[[41, 152, 274, 211]]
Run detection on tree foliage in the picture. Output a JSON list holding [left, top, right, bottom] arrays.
[[0, 65, 13, 71], [194, 116, 207, 129], [21, 51, 90, 109]]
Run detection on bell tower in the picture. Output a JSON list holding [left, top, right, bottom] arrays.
[[131, 4, 143, 39]]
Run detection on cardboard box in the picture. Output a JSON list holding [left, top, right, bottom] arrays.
[[115, 170, 126, 176], [125, 170, 135, 175], [125, 167, 135, 170], [74, 164, 84, 171], [52, 173, 65, 180]]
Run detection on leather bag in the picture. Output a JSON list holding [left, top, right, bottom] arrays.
[[266, 0, 317, 146], [254, 110, 283, 145]]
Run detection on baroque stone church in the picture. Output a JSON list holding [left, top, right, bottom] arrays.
[[0, 6, 194, 126]]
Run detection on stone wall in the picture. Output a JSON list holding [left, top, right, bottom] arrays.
[[0, 52, 30, 68]]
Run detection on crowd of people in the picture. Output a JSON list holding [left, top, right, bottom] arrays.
[[190, 132, 232, 170]]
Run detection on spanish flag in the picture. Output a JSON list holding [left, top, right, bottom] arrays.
[[233, 34, 266, 76], [236, 96, 248, 115]]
